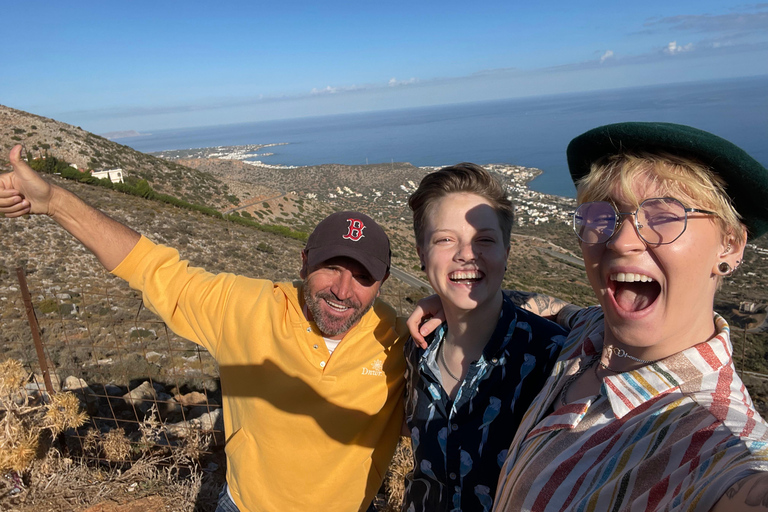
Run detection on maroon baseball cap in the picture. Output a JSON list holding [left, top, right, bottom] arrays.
[[304, 211, 391, 281]]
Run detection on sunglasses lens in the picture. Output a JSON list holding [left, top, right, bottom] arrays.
[[574, 202, 616, 243]]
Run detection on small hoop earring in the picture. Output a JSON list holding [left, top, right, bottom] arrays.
[[718, 262, 732, 275]]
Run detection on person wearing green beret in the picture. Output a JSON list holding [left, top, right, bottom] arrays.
[[411, 122, 768, 511]]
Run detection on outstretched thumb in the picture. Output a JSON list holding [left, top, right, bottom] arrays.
[[6, 144, 53, 215], [9, 145, 39, 180]]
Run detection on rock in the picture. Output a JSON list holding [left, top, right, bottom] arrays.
[[145, 351, 164, 363], [174, 391, 217, 407], [166, 408, 223, 438], [122, 381, 157, 415], [156, 391, 184, 422], [103, 384, 124, 396], [31, 372, 62, 392]]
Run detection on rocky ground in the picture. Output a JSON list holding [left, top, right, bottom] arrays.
[[2, 111, 768, 510]]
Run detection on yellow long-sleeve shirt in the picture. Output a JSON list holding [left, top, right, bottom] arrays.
[[112, 237, 407, 511]]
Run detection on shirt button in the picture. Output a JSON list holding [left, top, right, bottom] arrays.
[[449, 472, 457, 480], [451, 424, 458, 431], [491, 358, 498, 363], [313, 344, 319, 349], [320, 361, 326, 368], [307, 327, 312, 332]]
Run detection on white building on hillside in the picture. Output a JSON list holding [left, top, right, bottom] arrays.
[[92, 168, 124, 184]]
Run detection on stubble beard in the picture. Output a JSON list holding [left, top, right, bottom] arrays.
[[303, 283, 374, 338]]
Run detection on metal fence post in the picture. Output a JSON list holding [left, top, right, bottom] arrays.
[[16, 266, 55, 395]]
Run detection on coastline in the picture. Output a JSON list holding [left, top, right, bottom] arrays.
[[154, 143, 577, 227]]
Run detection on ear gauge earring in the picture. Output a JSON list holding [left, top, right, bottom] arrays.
[[718, 262, 732, 275], [420, 264, 425, 271]]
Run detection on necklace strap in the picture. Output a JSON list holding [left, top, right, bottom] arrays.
[[439, 342, 462, 382], [559, 355, 600, 407], [599, 360, 624, 374], [608, 346, 656, 364]]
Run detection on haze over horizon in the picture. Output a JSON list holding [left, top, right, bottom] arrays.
[[4, 1, 768, 135]]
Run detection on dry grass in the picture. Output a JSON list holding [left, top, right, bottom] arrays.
[[0, 360, 218, 511], [0, 359, 87, 474], [372, 436, 413, 512]]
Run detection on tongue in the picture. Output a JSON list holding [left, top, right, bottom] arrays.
[[615, 283, 654, 312]]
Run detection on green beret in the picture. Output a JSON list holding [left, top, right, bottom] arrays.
[[567, 122, 768, 240]]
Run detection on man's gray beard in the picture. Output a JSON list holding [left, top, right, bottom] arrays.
[[303, 282, 375, 338]]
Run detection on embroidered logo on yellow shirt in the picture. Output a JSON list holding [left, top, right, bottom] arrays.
[[362, 359, 384, 376]]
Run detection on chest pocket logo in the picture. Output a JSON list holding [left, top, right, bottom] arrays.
[[362, 358, 384, 376]]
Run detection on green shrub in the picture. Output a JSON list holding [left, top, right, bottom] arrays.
[[37, 298, 58, 314], [257, 242, 274, 254]]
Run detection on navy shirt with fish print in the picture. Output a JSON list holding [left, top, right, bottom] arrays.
[[404, 294, 567, 512]]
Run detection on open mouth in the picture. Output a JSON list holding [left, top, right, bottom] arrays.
[[324, 299, 351, 312], [449, 270, 484, 285], [610, 272, 660, 313]]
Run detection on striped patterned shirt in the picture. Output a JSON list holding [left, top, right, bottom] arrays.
[[494, 307, 768, 512]]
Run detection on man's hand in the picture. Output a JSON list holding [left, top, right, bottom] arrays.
[[0, 145, 141, 271], [406, 294, 445, 349], [0, 145, 55, 217]]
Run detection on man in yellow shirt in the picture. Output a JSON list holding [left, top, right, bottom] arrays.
[[0, 145, 406, 512]]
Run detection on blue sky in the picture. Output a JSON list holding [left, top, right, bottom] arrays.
[[3, 0, 767, 134]]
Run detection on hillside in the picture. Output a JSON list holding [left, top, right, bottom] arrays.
[[0, 105, 232, 208], [2, 105, 768, 511]]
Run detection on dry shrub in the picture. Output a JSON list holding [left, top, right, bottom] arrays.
[[137, 404, 164, 452], [0, 359, 26, 395], [375, 436, 413, 512], [0, 412, 40, 473], [102, 428, 132, 462], [0, 358, 215, 511], [0, 358, 87, 474], [45, 391, 89, 436]]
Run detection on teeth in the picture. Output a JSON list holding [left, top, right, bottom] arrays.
[[611, 272, 654, 283], [325, 300, 349, 311], [450, 271, 481, 280]]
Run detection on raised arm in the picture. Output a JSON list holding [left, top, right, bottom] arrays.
[[0, 145, 140, 270]]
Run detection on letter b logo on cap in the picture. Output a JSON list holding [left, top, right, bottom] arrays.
[[343, 218, 366, 241]]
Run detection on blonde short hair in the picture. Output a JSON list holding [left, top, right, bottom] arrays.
[[576, 151, 746, 246]]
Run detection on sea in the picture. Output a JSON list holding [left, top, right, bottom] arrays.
[[115, 75, 768, 199]]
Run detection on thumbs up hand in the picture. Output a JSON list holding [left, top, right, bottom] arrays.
[[0, 145, 55, 217]]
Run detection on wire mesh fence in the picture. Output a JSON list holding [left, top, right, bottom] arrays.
[[4, 261, 767, 473], [1, 264, 420, 469], [3, 266, 226, 467]]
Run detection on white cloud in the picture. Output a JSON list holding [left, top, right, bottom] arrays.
[[311, 85, 362, 95], [388, 77, 418, 87], [664, 41, 694, 54], [599, 50, 614, 63]]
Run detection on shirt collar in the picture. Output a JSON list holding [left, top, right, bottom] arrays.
[[421, 294, 519, 363], [585, 313, 733, 418]]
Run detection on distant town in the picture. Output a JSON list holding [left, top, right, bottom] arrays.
[[153, 144, 577, 228]]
